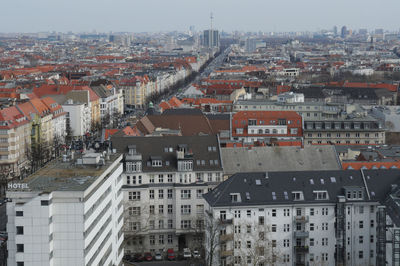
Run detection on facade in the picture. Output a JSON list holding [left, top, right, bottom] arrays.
[[111, 135, 224, 254], [231, 111, 303, 144], [0, 106, 31, 195], [62, 99, 91, 137], [92, 85, 124, 122], [203, 30, 220, 48], [303, 117, 385, 145], [203, 170, 400, 266], [6, 152, 124, 266]]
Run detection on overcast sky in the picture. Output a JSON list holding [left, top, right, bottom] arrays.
[[1, 0, 399, 33]]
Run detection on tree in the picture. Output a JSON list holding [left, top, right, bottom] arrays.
[[204, 211, 223, 266]]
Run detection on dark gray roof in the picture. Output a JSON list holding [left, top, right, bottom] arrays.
[[162, 108, 204, 116], [204, 170, 400, 207], [111, 135, 223, 172]]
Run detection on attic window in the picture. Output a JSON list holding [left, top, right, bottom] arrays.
[[314, 190, 329, 200], [152, 160, 162, 167], [245, 192, 250, 200], [284, 191, 289, 200], [230, 193, 241, 203], [292, 191, 304, 201], [272, 192, 276, 200], [309, 179, 314, 185], [169, 147, 173, 152], [165, 161, 170, 166], [255, 179, 261, 185], [320, 178, 325, 185], [330, 177, 336, 183], [212, 146, 217, 152]]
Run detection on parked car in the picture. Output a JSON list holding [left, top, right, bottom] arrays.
[[144, 252, 153, 261], [193, 250, 201, 259], [183, 248, 192, 259], [167, 248, 176, 260], [132, 253, 144, 262], [154, 251, 162, 261]]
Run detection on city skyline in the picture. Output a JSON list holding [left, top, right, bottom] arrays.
[[1, 0, 400, 33]]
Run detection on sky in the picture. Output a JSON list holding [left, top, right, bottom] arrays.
[[1, 0, 400, 33]]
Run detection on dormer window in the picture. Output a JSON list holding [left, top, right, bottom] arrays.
[[152, 160, 162, 167], [314, 190, 329, 200], [230, 193, 241, 203], [292, 191, 304, 201]]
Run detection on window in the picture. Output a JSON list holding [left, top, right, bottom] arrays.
[[16, 226, 24, 235], [181, 205, 191, 215], [149, 175, 155, 183], [310, 238, 314, 246], [234, 241, 241, 249], [159, 220, 164, 229], [41, 200, 49, 206], [149, 235, 155, 245], [128, 191, 140, 201], [371, 220, 374, 227], [158, 174, 164, 183], [234, 225, 241, 234], [168, 220, 173, 229], [322, 238, 328, 246], [17, 262, 24, 266], [322, 222, 328, 230], [167, 189, 173, 199], [259, 216, 265, 225], [246, 241, 251, 248], [181, 190, 191, 199], [149, 190, 154, 199], [284, 208, 290, 216], [284, 224, 290, 232], [16, 211, 23, 217], [129, 207, 140, 216], [322, 253, 328, 261], [158, 189, 164, 199], [168, 234, 173, 244], [16, 244, 24, 253], [310, 223, 314, 231], [168, 205, 173, 214], [310, 208, 314, 216], [269, 224, 276, 232], [246, 225, 251, 233], [247, 210, 251, 217], [181, 220, 191, 229], [322, 207, 328, 215], [359, 221, 363, 229], [159, 205, 164, 214], [149, 205, 155, 215], [234, 210, 241, 218], [272, 209, 276, 217], [159, 235, 164, 244], [167, 174, 173, 183], [196, 189, 203, 199], [359, 251, 363, 259], [283, 239, 290, 247], [315, 192, 328, 200], [272, 240, 276, 248], [358, 235, 364, 244], [359, 206, 364, 214]]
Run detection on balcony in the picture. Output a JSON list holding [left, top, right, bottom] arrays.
[[294, 215, 309, 223], [220, 233, 234, 242], [219, 219, 233, 225], [294, 231, 309, 238], [295, 246, 309, 253], [220, 250, 233, 257]]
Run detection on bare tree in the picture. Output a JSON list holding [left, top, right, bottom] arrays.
[[204, 212, 223, 266], [235, 221, 283, 266]]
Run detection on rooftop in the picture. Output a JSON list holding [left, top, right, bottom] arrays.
[[12, 152, 122, 193]]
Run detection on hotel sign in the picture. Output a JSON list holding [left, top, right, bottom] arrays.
[[7, 183, 29, 190]]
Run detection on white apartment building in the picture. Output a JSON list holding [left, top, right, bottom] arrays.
[[6, 152, 124, 266], [203, 170, 400, 266], [111, 135, 224, 254], [62, 100, 91, 137], [92, 85, 124, 120]]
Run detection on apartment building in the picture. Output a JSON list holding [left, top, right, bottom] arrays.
[[0, 106, 31, 195], [303, 116, 385, 145], [111, 135, 224, 254], [62, 99, 91, 137], [6, 152, 124, 266], [91, 84, 124, 121], [231, 111, 303, 144], [203, 170, 400, 266]]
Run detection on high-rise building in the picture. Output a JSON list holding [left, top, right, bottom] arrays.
[[203, 30, 220, 48], [333, 26, 338, 36], [245, 38, 257, 53], [341, 26, 347, 38], [6, 152, 124, 266]]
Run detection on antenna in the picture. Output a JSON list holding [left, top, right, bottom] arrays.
[[210, 12, 214, 31]]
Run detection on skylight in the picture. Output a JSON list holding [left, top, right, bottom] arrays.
[[320, 178, 325, 184], [309, 179, 314, 185], [284, 191, 288, 200], [246, 192, 250, 200], [255, 179, 261, 185], [272, 192, 276, 200], [330, 177, 336, 183]]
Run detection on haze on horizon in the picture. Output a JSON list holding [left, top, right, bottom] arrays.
[[1, 0, 400, 33]]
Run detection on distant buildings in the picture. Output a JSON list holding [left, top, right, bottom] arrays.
[[203, 30, 220, 48]]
